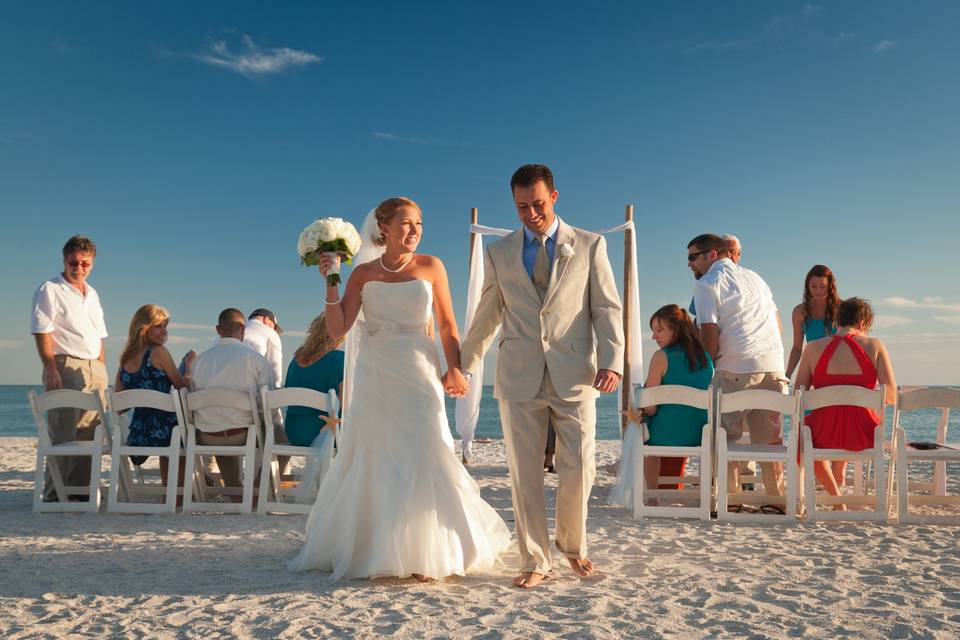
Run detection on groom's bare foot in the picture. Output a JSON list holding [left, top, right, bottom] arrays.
[[412, 573, 434, 583], [512, 572, 548, 589], [567, 558, 595, 577]]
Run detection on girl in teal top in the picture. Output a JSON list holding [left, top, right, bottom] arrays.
[[639, 304, 714, 497], [786, 265, 840, 379], [284, 313, 345, 447]]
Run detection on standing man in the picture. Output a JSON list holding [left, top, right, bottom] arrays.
[[461, 164, 624, 589], [30, 235, 109, 501], [243, 308, 283, 387], [687, 233, 786, 498]]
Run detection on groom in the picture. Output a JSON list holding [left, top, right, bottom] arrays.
[[461, 164, 624, 588]]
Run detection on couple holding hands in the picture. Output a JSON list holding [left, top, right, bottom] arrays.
[[289, 164, 625, 588]]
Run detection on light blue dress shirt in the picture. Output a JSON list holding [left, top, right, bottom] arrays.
[[522, 217, 560, 280]]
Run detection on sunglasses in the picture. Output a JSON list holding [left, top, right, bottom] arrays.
[[687, 250, 709, 262], [67, 260, 93, 268]]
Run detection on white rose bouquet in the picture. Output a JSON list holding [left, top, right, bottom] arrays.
[[298, 217, 363, 286]]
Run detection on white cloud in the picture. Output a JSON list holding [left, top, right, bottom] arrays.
[[874, 40, 897, 53], [52, 37, 71, 54], [166, 335, 200, 345], [934, 316, 960, 326], [169, 322, 214, 331], [282, 330, 307, 338], [195, 34, 322, 77], [801, 4, 821, 19], [873, 314, 912, 329], [881, 297, 960, 312], [372, 131, 467, 148], [0, 339, 23, 349]]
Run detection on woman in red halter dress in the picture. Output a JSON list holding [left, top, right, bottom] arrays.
[[795, 297, 896, 500]]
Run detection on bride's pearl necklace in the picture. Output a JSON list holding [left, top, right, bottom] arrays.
[[379, 254, 412, 273]]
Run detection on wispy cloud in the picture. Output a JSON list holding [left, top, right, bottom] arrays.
[[194, 34, 322, 77], [881, 297, 960, 313], [873, 314, 912, 329], [934, 316, 960, 326], [372, 131, 468, 148], [166, 335, 200, 345], [683, 4, 822, 54], [52, 37, 72, 54], [282, 330, 307, 338], [874, 39, 897, 54], [883, 332, 960, 347], [169, 322, 214, 331], [0, 339, 23, 349]]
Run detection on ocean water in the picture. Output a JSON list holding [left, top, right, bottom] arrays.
[[2, 384, 956, 443]]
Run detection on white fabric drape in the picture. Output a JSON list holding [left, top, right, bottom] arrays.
[[454, 224, 510, 460], [455, 219, 643, 461]]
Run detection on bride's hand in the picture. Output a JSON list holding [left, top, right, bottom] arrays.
[[443, 368, 469, 398], [318, 253, 340, 279]]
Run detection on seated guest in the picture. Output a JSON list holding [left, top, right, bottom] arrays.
[[795, 297, 896, 503], [115, 304, 190, 486], [639, 305, 715, 502], [188, 308, 274, 490], [244, 308, 284, 387], [284, 312, 345, 447]]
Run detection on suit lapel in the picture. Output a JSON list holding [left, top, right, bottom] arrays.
[[543, 220, 575, 306], [509, 229, 541, 304]]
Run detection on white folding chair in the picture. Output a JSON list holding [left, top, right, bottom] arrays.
[[893, 386, 960, 524], [180, 387, 262, 514], [716, 388, 802, 522], [29, 389, 110, 513], [631, 385, 713, 521], [258, 386, 340, 515], [801, 385, 888, 521], [105, 388, 186, 513]]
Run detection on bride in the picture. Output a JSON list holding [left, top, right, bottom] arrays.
[[288, 197, 511, 581]]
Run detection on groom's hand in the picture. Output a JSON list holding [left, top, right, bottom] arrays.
[[593, 369, 621, 393]]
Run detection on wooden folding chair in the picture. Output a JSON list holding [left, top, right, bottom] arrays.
[[105, 388, 186, 513], [631, 385, 713, 521], [180, 387, 262, 514], [801, 385, 889, 521], [257, 386, 339, 514], [716, 388, 802, 522], [29, 389, 110, 513], [893, 386, 960, 524]]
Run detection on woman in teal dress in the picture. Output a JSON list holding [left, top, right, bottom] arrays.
[[284, 313, 345, 447], [639, 304, 714, 498], [785, 265, 840, 379]]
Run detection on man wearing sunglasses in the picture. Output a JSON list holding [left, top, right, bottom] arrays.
[[30, 235, 109, 502], [687, 233, 787, 502]]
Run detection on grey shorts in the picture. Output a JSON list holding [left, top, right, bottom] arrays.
[[719, 371, 789, 444]]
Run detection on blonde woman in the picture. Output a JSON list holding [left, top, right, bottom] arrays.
[[284, 312, 345, 446], [115, 304, 188, 482]]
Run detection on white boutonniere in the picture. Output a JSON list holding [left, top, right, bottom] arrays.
[[559, 243, 575, 260]]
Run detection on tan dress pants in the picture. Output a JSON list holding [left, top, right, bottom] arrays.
[[719, 371, 789, 496], [499, 369, 596, 574], [44, 355, 108, 500]]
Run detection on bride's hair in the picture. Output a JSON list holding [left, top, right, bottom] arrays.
[[374, 197, 421, 246]]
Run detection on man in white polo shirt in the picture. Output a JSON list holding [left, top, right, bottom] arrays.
[[687, 233, 786, 499], [31, 235, 109, 501], [243, 308, 283, 387]]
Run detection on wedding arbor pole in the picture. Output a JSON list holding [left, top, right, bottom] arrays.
[[621, 205, 634, 434], [469, 208, 478, 264]]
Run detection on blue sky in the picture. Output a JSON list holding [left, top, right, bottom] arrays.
[[1, 1, 958, 385]]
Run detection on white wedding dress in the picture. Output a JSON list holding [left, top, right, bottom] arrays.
[[289, 279, 511, 580]]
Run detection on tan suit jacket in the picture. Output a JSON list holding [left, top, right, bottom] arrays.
[[461, 219, 625, 403]]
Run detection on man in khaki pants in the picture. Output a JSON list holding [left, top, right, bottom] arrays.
[[461, 164, 624, 589], [31, 235, 109, 502]]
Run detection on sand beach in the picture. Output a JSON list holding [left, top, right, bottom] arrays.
[[1, 436, 958, 639]]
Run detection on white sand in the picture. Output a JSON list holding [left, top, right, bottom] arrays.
[[1, 436, 959, 639]]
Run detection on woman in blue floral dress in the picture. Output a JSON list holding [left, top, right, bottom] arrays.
[[115, 304, 190, 485]]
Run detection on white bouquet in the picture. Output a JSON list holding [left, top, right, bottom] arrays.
[[298, 217, 362, 286]]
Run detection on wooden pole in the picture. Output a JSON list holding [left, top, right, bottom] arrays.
[[469, 208, 478, 263], [621, 205, 634, 434]]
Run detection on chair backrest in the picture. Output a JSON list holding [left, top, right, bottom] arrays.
[[179, 387, 261, 432], [635, 384, 711, 411], [897, 386, 960, 412], [802, 385, 885, 414], [28, 388, 110, 447], [718, 388, 798, 414], [105, 388, 183, 442], [260, 386, 339, 446]]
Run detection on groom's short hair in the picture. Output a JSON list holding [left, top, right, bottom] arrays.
[[511, 164, 555, 193]]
